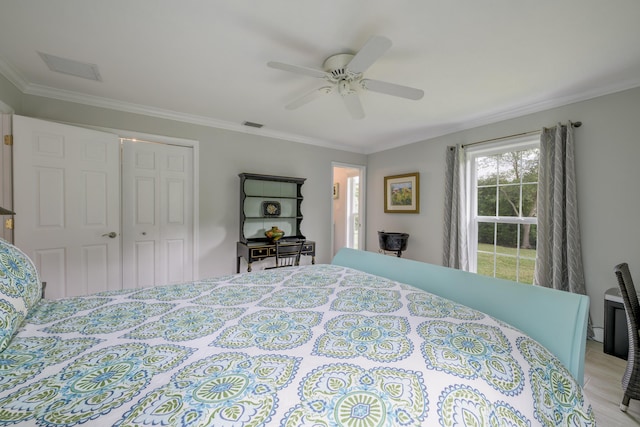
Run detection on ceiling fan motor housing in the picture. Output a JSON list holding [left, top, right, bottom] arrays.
[[323, 54, 360, 82]]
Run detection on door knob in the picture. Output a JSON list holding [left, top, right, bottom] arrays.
[[102, 232, 117, 238]]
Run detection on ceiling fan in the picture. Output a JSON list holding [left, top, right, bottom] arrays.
[[267, 35, 424, 119]]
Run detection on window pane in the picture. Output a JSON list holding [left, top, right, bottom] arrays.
[[524, 224, 537, 250], [477, 222, 495, 245], [498, 152, 518, 184], [476, 222, 495, 279], [477, 252, 495, 277], [520, 148, 540, 184], [521, 183, 537, 217], [498, 184, 521, 216], [496, 223, 519, 251], [495, 254, 517, 281], [476, 155, 497, 183], [477, 187, 496, 216]]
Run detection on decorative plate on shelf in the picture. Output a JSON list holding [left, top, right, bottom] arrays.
[[262, 201, 281, 217]]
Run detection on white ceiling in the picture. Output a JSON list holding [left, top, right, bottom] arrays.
[[1, 1, 639, 154]]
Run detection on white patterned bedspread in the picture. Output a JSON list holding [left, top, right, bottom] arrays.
[[0, 264, 594, 426]]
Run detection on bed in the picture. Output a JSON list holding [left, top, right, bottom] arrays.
[[0, 240, 595, 426]]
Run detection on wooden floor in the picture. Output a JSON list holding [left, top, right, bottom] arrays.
[[584, 339, 640, 425]]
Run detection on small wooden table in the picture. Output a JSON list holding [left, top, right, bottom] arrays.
[[236, 240, 316, 273]]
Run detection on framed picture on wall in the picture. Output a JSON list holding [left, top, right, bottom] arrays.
[[384, 172, 419, 213]]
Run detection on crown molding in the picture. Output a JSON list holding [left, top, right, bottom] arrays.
[[0, 56, 29, 92], [20, 83, 364, 154]]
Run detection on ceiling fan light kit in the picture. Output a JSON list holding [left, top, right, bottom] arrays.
[[268, 35, 424, 119]]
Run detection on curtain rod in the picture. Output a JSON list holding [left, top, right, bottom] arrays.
[[461, 121, 582, 149]]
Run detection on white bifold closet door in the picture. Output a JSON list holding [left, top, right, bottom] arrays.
[[13, 115, 121, 299], [121, 140, 194, 289], [13, 115, 195, 298]]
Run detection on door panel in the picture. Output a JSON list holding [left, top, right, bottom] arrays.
[[13, 115, 121, 298], [122, 140, 193, 288]]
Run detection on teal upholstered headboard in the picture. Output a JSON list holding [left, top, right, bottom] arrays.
[[331, 248, 590, 385]]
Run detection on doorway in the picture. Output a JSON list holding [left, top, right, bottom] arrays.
[[331, 163, 366, 257]]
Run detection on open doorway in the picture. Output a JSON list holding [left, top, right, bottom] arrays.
[[331, 163, 366, 257]]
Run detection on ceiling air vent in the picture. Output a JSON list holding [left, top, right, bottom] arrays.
[[243, 121, 264, 128], [38, 52, 102, 81]]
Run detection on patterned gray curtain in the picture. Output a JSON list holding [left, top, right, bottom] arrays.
[[442, 145, 469, 269], [534, 122, 593, 337]]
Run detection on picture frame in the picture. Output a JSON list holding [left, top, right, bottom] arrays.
[[261, 201, 281, 217], [384, 172, 419, 213], [333, 183, 339, 199]]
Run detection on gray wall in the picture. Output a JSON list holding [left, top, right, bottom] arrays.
[[367, 86, 640, 334]]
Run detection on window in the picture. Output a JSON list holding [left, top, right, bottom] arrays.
[[468, 136, 539, 283]]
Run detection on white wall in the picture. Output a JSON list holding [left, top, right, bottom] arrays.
[[366, 86, 640, 333]]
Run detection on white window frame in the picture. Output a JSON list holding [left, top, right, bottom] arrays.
[[466, 134, 540, 281]]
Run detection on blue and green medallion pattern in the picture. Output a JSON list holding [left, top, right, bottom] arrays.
[[314, 314, 413, 362], [213, 309, 321, 350], [283, 269, 342, 287], [517, 337, 595, 425], [229, 270, 290, 285], [259, 287, 333, 308], [192, 285, 274, 306], [281, 363, 428, 427], [26, 297, 111, 324], [437, 384, 530, 427], [116, 352, 300, 427], [407, 292, 485, 320], [331, 288, 401, 313], [123, 306, 245, 341], [339, 273, 399, 289], [419, 320, 525, 396], [44, 301, 175, 335], [129, 282, 214, 301], [0, 240, 41, 352], [0, 336, 101, 391], [0, 343, 193, 426], [0, 264, 595, 426], [0, 240, 40, 310]]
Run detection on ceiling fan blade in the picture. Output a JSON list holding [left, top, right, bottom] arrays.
[[342, 92, 365, 120], [285, 86, 333, 110], [267, 61, 329, 79], [346, 35, 392, 74], [361, 78, 424, 100]]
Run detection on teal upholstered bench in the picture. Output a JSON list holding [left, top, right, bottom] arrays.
[[332, 247, 590, 385]]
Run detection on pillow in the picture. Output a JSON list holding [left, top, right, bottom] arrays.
[[0, 239, 42, 352]]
